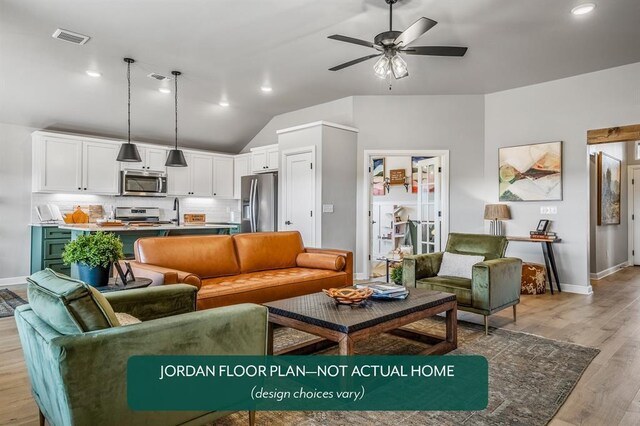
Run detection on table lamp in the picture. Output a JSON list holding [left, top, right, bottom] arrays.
[[484, 204, 511, 236]]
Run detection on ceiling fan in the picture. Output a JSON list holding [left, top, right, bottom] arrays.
[[328, 0, 468, 80]]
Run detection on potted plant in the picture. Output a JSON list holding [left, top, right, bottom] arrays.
[[62, 232, 124, 287], [390, 266, 403, 286]]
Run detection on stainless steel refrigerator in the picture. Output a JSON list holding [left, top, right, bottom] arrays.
[[241, 173, 277, 233]]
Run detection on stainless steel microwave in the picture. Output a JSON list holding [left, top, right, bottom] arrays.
[[120, 170, 167, 197]]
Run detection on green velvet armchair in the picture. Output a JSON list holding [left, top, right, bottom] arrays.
[[15, 274, 267, 426], [403, 233, 522, 334]]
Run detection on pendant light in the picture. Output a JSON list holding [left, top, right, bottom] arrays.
[[165, 70, 188, 167], [116, 58, 142, 162]]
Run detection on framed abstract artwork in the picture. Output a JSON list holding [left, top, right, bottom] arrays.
[[372, 157, 385, 196], [411, 156, 429, 193], [499, 141, 562, 201], [597, 152, 621, 225]]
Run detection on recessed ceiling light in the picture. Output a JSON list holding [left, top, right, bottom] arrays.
[[158, 88, 171, 94], [85, 70, 101, 77], [219, 101, 230, 107], [571, 3, 596, 15], [261, 86, 273, 93]]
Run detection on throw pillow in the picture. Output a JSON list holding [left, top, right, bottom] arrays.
[[437, 252, 485, 279], [115, 312, 142, 325], [296, 253, 346, 271]]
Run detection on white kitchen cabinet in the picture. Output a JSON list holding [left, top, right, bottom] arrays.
[[32, 134, 119, 194], [251, 144, 278, 173], [121, 146, 167, 172], [167, 152, 213, 197], [233, 154, 251, 199], [83, 141, 120, 194], [213, 155, 234, 198]]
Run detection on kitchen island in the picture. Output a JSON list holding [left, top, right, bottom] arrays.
[[30, 223, 240, 278]]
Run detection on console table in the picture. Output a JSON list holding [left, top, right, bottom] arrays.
[[507, 237, 562, 294]]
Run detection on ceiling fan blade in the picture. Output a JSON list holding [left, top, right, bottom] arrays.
[[393, 17, 437, 47], [328, 34, 375, 49], [329, 53, 383, 71], [401, 46, 468, 56]]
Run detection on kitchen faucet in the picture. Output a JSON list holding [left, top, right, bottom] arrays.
[[172, 197, 180, 226]]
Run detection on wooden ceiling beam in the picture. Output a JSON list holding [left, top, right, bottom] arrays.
[[587, 124, 640, 145]]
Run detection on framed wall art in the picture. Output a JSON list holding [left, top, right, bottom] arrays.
[[499, 141, 562, 201], [597, 152, 621, 225]]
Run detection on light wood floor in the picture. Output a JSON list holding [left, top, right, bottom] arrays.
[[3, 268, 640, 425]]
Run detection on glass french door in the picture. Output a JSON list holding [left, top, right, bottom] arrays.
[[417, 158, 442, 254]]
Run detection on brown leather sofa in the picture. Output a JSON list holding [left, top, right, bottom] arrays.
[[127, 231, 353, 310]]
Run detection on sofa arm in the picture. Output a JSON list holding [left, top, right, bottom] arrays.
[[471, 257, 522, 313], [305, 248, 353, 284], [104, 284, 197, 321], [403, 252, 443, 287], [125, 261, 202, 290], [47, 304, 267, 425]]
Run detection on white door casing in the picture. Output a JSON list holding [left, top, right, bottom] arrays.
[[282, 147, 316, 247]]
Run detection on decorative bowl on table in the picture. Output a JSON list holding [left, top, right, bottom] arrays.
[[323, 287, 374, 306]]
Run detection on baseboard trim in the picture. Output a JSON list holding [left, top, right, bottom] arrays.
[[552, 283, 593, 295], [0, 276, 28, 287], [590, 262, 629, 280]]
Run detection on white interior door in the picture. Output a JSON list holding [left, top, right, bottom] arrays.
[[634, 168, 640, 265], [417, 157, 442, 254], [283, 150, 315, 246]]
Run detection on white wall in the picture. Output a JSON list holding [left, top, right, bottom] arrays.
[[372, 156, 418, 204], [485, 62, 640, 294], [242, 97, 353, 152], [0, 123, 34, 281], [354, 95, 486, 276]]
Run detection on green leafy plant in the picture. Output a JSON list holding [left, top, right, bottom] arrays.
[[62, 232, 124, 268], [391, 266, 403, 285]]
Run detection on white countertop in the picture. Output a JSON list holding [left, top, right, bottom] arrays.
[[55, 223, 238, 232]]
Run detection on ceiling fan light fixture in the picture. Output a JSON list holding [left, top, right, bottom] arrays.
[[373, 56, 390, 79], [390, 54, 408, 79]]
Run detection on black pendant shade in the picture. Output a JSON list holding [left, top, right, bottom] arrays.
[[117, 57, 142, 162], [165, 149, 187, 167], [165, 70, 188, 167]]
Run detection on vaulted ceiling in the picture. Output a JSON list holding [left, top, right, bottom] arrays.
[[1, 0, 639, 152]]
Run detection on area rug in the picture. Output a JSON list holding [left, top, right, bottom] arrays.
[[0, 288, 27, 318], [215, 317, 599, 426]]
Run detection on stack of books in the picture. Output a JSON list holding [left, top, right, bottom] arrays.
[[530, 231, 558, 240], [355, 283, 409, 300]]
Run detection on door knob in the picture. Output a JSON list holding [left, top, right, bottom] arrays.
[[285, 220, 292, 225]]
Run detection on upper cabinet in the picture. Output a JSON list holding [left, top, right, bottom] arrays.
[[213, 155, 234, 198], [32, 133, 119, 194], [120, 146, 167, 173], [167, 152, 213, 197], [233, 154, 252, 199], [251, 144, 278, 173]]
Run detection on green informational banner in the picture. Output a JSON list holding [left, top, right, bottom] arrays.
[[128, 355, 488, 411]]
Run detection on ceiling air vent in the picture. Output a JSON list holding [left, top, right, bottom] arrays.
[[52, 28, 90, 45], [147, 73, 172, 81]]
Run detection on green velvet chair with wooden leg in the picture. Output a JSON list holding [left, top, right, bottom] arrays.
[[403, 233, 522, 335], [15, 268, 265, 426]]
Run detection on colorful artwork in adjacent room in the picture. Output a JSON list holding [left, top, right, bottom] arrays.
[[411, 156, 429, 193], [597, 152, 621, 225], [499, 141, 562, 201], [372, 157, 385, 196]]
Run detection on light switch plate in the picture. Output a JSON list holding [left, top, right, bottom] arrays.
[[540, 206, 558, 215], [322, 204, 334, 213]]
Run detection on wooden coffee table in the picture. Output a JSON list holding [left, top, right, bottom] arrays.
[[264, 288, 457, 356]]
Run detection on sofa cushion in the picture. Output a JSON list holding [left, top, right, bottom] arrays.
[[135, 235, 240, 278], [296, 253, 345, 271], [197, 267, 348, 309], [26, 269, 120, 335], [445, 233, 507, 260], [438, 252, 485, 279], [233, 231, 305, 273], [417, 275, 473, 306]]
